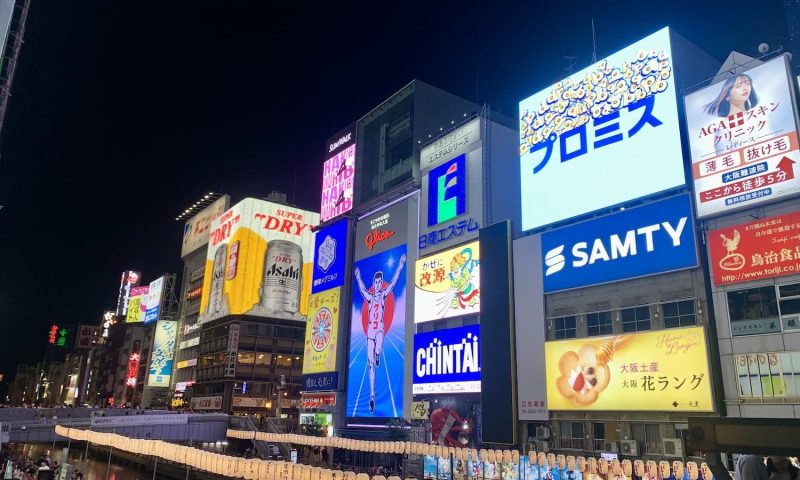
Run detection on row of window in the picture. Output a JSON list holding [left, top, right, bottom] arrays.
[[559, 421, 687, 455], [552, 300, 696, 340], [736, 350, 800, 398], [199, 352, 301, 368], [727, 283, 800, 337]]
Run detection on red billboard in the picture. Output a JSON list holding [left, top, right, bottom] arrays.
[[709, 211, 800, 285]]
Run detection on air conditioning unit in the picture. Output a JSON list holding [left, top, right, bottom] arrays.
[[603, 441, 618, 453], [536, 427, 550, 439], [620, 440, 639, 456], [535, 441, 549, 453], [663, 438, 684, 457]]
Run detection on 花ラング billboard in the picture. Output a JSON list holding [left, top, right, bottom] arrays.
[[125, 286, 149, 323], [419, 118, 482, 252], [302, 287, 340, 375], [198, 198, 320, 324], [144, 276, 164, 323], [147, 320, 177, 388], [519, 27, 684, 231], [115, 271, 141, 317], [181, 195, 230, 257], [413, 325, 481, 394], [685, 55, 800, 218], [541, 194, 698, 293], [321, 124, 356, 222], [414, 241, 480, 323], [544, 326, 713, 411]]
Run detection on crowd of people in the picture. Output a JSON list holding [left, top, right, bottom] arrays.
[[735, 455, 799, 480], [0, 450, 84, 480]]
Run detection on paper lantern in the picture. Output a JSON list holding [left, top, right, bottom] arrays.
[[512, 450, 520, 464], [373, 475, 386, 480]]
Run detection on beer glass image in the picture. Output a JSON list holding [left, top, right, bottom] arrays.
[[257, 239, 304, 320], [206, 244, 229, 320]]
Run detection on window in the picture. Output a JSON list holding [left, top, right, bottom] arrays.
[[554, 316, 577, 340], [663, 300, 696, 329], [630, 423, 662, 454], [728, 288, 779, 336], [779, 282, 800, 332], [275, 355, 292, 368], [736, 351, 800, 398], [255, 353, 271, 366], [586, 311, 612, 337], [592, 423, 606, 451], [237, 352, 255, 365], [559, 421, 584, 450], [622, 306, 651, 332]]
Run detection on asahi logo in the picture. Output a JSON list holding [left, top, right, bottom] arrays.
[[329, 132, 352, 153], [266, 263, 300, 280]]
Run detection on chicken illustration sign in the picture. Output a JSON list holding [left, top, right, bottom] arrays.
[[708, 211, 800, 286], [544, 327, 713, 411]]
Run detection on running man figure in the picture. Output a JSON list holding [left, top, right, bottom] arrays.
[[354, 253, 407, 413]]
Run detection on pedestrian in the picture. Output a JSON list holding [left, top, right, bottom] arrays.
[[737, 455, 768, 480], [767, 457, 799, 480], [321, 447, 329, 466]]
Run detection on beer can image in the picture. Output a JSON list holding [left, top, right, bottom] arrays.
[[207, 243, 228, 318], [260, 239, 303, 318]]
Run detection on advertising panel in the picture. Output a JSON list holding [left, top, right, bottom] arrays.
[[346, 243, 407, 417], [419, 118, 482, 252], [301, 393, 336, 409], [302, 372, 339, 392], [225, 323, 240, 378], [354, 199, 410, 259], [115, 271, 141, 317], [144, 277, 164, 323], [685, 56, 800, 218], [544, 326, 713, 411], [311, 218, 348, 294], [190, 395, 222, 410], [181, 195, 230, 257], [302, 288, 339, 374], [198, 198, 320, 324], [147, 320, 177, 388], [125, 286, 149, 323], [519, 27, 684, 231], [414, 241, 480, 323], [75, 325, 101, 349], [300, 413, 334, 437], [413, 325, 481, 394], [232, 396, 270, 408], [708, 211, 800, 286], [541, 194, 698, 293], [321, 124, 356, 222]]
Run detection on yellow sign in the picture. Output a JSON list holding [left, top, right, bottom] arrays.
[[544, 326, 713, 412], [413, 240, 480, 323], [302, 288, 340, 374], [411, 401, 430, 419]]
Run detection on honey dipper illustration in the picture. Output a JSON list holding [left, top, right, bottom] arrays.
[[556, 335, 629, 406]]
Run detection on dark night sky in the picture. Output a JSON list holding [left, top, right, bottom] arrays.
[[0, 1, 789, 378]]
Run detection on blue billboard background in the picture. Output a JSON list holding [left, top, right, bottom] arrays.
[[346, 243, 406, 418], [413, 324, 481, 392], [302, 372, 339, 392], [541, 194, 697, 292], [312, 218, 348, 294]]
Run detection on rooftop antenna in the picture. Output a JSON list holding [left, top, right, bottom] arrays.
[[591, 18, 598, 63]]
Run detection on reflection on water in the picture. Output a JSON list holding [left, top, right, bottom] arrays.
[[13, 444, 174, 480]]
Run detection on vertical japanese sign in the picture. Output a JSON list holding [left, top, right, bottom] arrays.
[[181, 195, 230, 258], [125, 286, 149, 323], [321, 124, 356, 222], [544, 326, 713, 411], [686, 55, 800, 218], [115, 270, 141, 317], [147, 320, 177, 388], [414, 240, 480, 323], [708, 211, 800, 285], [302, 288, 340, 374], [225, 323, 240, 378], [144, 276, 164, 323], [419, 118, 482, 251], [519, 27, 684, 231]]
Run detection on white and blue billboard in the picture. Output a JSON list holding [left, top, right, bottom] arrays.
[[519, 28, 685, 231], [413, 324, 481, 395], [541, 194, 697, 293], [312, 218, 348, 294]]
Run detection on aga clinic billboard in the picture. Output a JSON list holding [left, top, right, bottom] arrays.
[[686, 55, 800, 218], [542, 194, 698, 293], [198, 198, 320, 324], [147, 320, 177, 388], [413, 325, 481, 394], [320, 125, 356, 222], [419, 118, 482, 252], [125, 286, 148, 323], [544, 326, 713, 412], [709, 211, 800, 286], [519, 27, 684, 231], [181, 195, 230, 258], [414, 241, 480, 323], [302, 287, 340, 374]]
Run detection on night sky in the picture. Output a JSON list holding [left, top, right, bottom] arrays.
[[0, 1, 789, 379]]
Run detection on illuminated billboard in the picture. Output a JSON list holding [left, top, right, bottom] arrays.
[[198, 198, 320, 324], [346, 243, 407, 418], [413, 325, 481, 394], [302, 287, 340, 374], [125, 286, 149, 323], [320, 124, 356, 222], [519, 27, 684, 231], [708, 211, 800, 286], [544, 326, 713, 411], [181, 195, 230, 257], [147, 320, 177, 387], [144, 276, 165, 323], [414, 240, 480, 323], [311, 218, 348, 294], [685, 55, 800, 217], [541, 194, 697, 293], [115, 271, 141, 317]]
